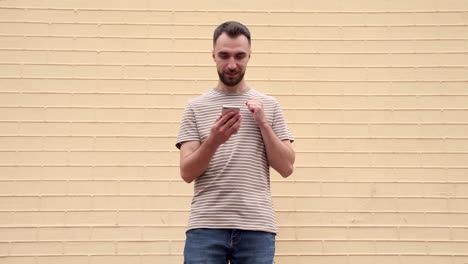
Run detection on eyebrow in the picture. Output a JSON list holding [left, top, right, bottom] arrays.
[[217, 51, 247, 56]]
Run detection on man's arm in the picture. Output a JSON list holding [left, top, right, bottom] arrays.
[[259, 127, 295, 177], [246, 98, 295, 178], [179, 111, 242, 183]]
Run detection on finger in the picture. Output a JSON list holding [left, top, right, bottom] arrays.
[[217, 111, 236, 125], [228, 115, 242, 134], [223, 113, 241, 128]]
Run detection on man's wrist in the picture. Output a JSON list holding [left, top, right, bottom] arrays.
[[205, 134, 222, 150], [257, 120, 270, 130]]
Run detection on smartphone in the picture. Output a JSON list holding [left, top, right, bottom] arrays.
[[222, 105, 240, 115]]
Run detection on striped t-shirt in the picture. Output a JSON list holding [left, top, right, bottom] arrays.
[[176, 87, 294, 234]]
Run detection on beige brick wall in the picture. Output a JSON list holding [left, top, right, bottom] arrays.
[[1, 0, 468, 263]]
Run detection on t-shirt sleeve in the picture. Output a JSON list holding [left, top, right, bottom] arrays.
[[272, 99, 294, 142], [175, 102, 200, 149]]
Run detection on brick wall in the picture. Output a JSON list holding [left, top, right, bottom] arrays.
[[0, 1, 467, 263]]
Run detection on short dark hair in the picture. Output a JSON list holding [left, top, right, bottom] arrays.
[[213, 21, 251, 46]]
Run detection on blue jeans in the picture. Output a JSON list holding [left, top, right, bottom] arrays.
[[184, 228, 276, 264]]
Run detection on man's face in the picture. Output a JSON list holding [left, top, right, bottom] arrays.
[[213, 33, 251, 87]]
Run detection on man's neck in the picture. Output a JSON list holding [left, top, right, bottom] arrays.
[[216, 81, 249, 95]]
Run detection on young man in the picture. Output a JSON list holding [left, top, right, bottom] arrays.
[[176, 21, 295, 264]]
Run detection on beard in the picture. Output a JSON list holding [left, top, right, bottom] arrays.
[[217, 69, 245, 87]]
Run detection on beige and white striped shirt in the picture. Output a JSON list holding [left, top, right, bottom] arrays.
[[176, 88, 293, 234]]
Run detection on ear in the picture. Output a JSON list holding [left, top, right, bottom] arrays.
[[212, 50, 215, 61]]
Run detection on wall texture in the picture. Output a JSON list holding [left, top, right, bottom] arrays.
[[1, 1, 468, 263]]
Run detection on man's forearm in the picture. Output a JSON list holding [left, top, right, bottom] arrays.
[[180, 137, 219, 183], [259, 123, 295, 177]]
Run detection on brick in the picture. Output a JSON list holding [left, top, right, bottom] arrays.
[[40, 196, 92, 210], [91, 166, 144, 180], [144, 196, 191, 211], [0, 50, 44, 64], [169, 181, 193, 196], [348, 197, 398, 212], [277, 240, 322, 254], [145, 137, 177, 150], [93, 137, 147, 150], [126, 11, 171, 24], [348, 227, 399, 240], [119, 180, 170, 195], [453, 256, 468, 264], [171, 12, 219, 25], [168, 211, 189, 226], [92, 196, 143, 210], [397, 198, 449, 212], [272, 197, 295, 211], [0, 212, 12, 225], [64, 241, 115, 254], [321, 182, 374, 197], [349, 256, 401, 264], [66, 211, 118, 225], [67, 180, 118, 195], [413, 39, 468, 52], [11, 212, 65, 226], [297, 227, 348, 240], [49, 23, 99, 37], [48, 51, 97, 64], [0, 197, 40, 211], [0, 35, 25, 49], [294, 197, 342, 211], [0, 256, 36, 264], [9, 241, 62, 255], [0, 181, 38, 195], [0, 227, 37, 242], [74, 65, 122, 79], [141, 255, 183, 264], [36, 256, 88, 264], [43, 136, 94, 150], [323, 240, 375, 254], [424, 213, 450, 226], [25, 9, 76, 23], [22, 65, 73, 78], [0, 64, 22, 78], [74, 37, 124, 51], [8, 93, 71, 107], [142, 226, 185, 240], [25, 36, 75, 50], [0, 22, 48, 35], [0, 136, 42, 150], [98, 51, 146, 65], [169, 25, 212, 39], [70, 122, 121, 136], [117, 241, 169, 254], [76, 10, 124, 24], [449, 198, 468, 212], [399, 227, 451, 240], [375, 240, 426, 254], [100, 24, 148, 38], [90, 256, 142, 264], [91, 226, 141, 241]]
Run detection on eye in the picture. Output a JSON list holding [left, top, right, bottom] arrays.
[[236, 54, 246, 60], [218, 53, 229, 59]]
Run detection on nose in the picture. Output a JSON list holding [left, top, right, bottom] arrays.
[[227, 58, 236, 70]]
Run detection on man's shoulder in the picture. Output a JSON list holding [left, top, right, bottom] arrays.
[[249, 89, 278, 104]]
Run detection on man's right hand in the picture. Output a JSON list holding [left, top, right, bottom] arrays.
[[179, 111, 242, 183], [208, 111, 242, 147]]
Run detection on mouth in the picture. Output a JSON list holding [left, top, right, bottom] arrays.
[[225, 72, 240, 78]]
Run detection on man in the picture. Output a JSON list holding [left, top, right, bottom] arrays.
[[176, 21, 295, 264]]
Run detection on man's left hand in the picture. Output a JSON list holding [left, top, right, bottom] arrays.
[[246, 97, 268, 128]]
